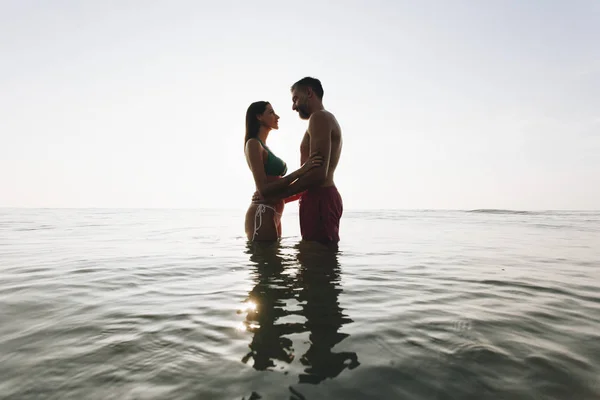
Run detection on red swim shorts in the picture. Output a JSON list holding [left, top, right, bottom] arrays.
[[299, 185, 343, 244]]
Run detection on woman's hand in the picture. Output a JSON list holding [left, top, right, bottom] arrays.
[[300, 152, 324, 174]]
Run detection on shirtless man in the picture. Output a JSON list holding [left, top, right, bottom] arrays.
[[254, 77, 344, 245]]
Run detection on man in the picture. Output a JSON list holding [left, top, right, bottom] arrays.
[[254, 77, 344, 245]]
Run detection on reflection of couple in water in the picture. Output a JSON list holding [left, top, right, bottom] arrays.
[[240, 240, 360, 384]]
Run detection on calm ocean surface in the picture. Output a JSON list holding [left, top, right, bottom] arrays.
[[1, 208, 599, 399]]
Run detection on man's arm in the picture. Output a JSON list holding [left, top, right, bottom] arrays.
[[299, 132, 310, 165], [246, 139, 317, 198], [276, 112, 331, 199]]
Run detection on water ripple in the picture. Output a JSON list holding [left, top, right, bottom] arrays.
[[0, 209, 599, 399]]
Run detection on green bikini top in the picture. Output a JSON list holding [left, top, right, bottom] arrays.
[[256, 139, 287, 177]]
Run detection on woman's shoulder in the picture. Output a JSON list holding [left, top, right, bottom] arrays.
[[245, 138, 266, 154], [246, 137, 264, 145]]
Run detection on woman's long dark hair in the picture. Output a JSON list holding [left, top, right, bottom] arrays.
[[245, 101, 269, 146]]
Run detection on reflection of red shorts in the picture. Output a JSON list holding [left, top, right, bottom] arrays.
[[299, 186, 343, 244]]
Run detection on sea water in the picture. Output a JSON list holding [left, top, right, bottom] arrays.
[[1, 208, 599, 399]]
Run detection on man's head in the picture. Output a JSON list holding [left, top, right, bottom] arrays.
[[291, 77, 324, 120]]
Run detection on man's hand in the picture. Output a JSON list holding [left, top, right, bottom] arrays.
[[252, 190, 281, 205], [252, 190, 276, 204], [251, 190, 265, 204]]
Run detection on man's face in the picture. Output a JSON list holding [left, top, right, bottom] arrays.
[[291, 88, 310, 120]]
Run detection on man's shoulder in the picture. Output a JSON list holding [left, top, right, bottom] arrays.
[[309, 109, 335, 121], [308, 110, 335, 133]]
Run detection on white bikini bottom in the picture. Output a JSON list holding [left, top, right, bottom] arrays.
[[252, 204, 282, 241]]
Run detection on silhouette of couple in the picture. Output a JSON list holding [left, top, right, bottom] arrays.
[[243, 77, 343, 246]]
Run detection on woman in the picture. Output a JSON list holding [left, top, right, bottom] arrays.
[[244, 101, 322, 241]]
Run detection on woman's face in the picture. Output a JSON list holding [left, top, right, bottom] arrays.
[[258, 103, 279, 130]]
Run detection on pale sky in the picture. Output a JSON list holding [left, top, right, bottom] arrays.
[[1, 0, 599, 210]]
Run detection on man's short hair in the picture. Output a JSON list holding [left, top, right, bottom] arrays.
[[291, 77, 324, 99]]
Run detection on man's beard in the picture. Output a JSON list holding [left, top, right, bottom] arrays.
[[297, 104, 310, 120]]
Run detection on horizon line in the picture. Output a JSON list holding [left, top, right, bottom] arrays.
[[1, 206, 599, 212]]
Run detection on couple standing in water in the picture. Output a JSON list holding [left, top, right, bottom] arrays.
[[244, 77, 343, 245], [241, 77, 355, 389]]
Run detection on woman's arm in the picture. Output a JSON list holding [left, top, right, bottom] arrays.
[[245, 139, 319, 198]]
